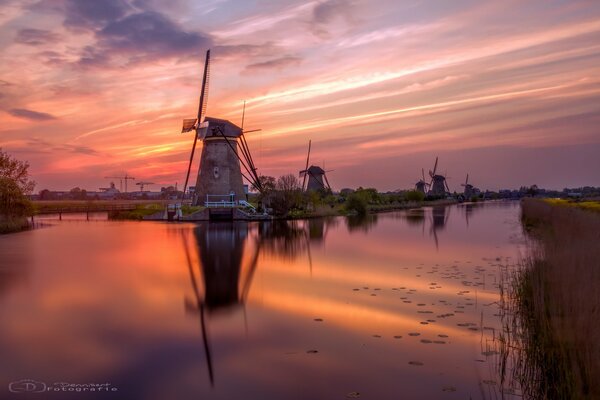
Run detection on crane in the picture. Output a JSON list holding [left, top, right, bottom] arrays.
[[135, 181, 155, 192], [104, 174, 136, 193]]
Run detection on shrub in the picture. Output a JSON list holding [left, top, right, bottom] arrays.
[[405, 190, 425, 202], [345, 192, 368, 216]]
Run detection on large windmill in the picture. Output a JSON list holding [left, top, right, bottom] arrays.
[[415, 168, 430, 193], [428, 156, 450, 196], [180, 49, 262, 207], [299, 140, 332, 191]]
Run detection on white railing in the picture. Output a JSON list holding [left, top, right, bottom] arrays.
[[205, 194, 236, 208], [205, 200, 237, 207], [238, 200, 256, 212]]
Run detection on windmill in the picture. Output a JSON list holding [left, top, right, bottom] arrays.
[[299, 140, 332, 191], [461, 174, 474, 199], [415, 168, 430, 193], [181, 49, 262, 207], [427, 157, 450, 196], [135, 181, 154, 192], [104, 174, 135, 193]]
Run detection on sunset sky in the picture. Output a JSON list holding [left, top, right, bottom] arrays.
[[1, 0, 599, 192]]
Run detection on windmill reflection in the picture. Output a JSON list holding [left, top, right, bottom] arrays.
[[402, 207, 449, 250], [430, 206, 449, 250], [180, 218, 336, 387]]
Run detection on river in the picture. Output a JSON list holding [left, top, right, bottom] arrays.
[[0, 202, 524, 399]]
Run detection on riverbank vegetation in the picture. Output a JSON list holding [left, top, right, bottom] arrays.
[[508, 198, 600, 398], [255, 174, 455, 218], [0, 149, 34, 234]]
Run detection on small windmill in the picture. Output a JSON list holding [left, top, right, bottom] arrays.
[[299, 140, 332, 191], [415, 168, 430, 193], [461, 174, 474, 199], [428, 157, 450, 196]]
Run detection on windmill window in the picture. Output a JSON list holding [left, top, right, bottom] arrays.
[[213, 167, 219, 179]]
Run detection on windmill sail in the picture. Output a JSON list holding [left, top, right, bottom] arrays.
[[181, 118, 197, 133], [181, 49, 211, 201]]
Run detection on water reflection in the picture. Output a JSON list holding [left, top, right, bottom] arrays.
[[345, 214, 379, 233], [0, 202, 525, 399]]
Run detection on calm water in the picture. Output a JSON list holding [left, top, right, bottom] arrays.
[[0, 202, 524, 399]]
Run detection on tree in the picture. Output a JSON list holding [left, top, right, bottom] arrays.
[[69, 187, 88, 200], [276, 174, 300, 192], [0, 177, 33, 217], [0, 149, 34, 218], [257, 175, 276, 193], [0, 148, 35, 194]]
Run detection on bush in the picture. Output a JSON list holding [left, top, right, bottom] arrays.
[[345, 192, 368, 216], [405, 190, 425, 202]]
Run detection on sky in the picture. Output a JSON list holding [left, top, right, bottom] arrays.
[[0, 0, 599, 192]]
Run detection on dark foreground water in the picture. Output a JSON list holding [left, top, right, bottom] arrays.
[[0, 202, 524, 399]]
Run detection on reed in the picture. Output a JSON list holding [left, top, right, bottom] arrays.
[[502, 199, 600, 398]]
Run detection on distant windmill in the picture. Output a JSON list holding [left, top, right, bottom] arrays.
[[299, 140, 332, 191], [428, 157, 449, 196], [415, 168, 430, 193], [461, 174, 474, 199], [180, 49, 262, 206], [135, 181, 154, 192]]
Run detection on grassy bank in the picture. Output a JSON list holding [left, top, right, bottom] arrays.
[[511, 198, 600, 398], [108, 203, 203, 220]]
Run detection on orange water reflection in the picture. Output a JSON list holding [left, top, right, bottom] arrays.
[[0, 202, 523, 399]]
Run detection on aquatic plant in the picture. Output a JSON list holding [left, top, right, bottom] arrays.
[[496, 199, 600, 398]]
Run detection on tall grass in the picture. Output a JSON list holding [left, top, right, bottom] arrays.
[[506, 199, 600, 398], [0, 215, 29, 234]]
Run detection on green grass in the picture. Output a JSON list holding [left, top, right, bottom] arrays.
[[543, 198, 600, 212], [108, 204, 164, 220]]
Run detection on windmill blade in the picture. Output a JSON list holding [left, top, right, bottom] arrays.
[[181, 118, 197, 133], [181, 49, 211, 202], [197, 50, 211, 123], [422, 168, 426, 183], [302, 140, 311, 191], [323, 173, 331, 190], [465, 173, 469, 186], [432, 156, 438, 176], [445, 179, 450, 192]]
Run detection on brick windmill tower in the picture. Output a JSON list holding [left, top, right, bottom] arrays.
[[428, 156, 450, 196], [181, 50, 262, 207]]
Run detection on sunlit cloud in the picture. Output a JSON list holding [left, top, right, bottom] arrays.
[[0, 0, 599, 190]]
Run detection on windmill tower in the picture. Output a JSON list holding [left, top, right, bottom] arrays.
[[415, 168, 430, 193], [299, 140, 332, 191], [428, 156, 450, 196], [461, 174, 474, 199], [180, 50, 262, 207]]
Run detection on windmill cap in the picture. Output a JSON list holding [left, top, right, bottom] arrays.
[[204, 116, 242, 137], [306, 165, 325, 173]]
